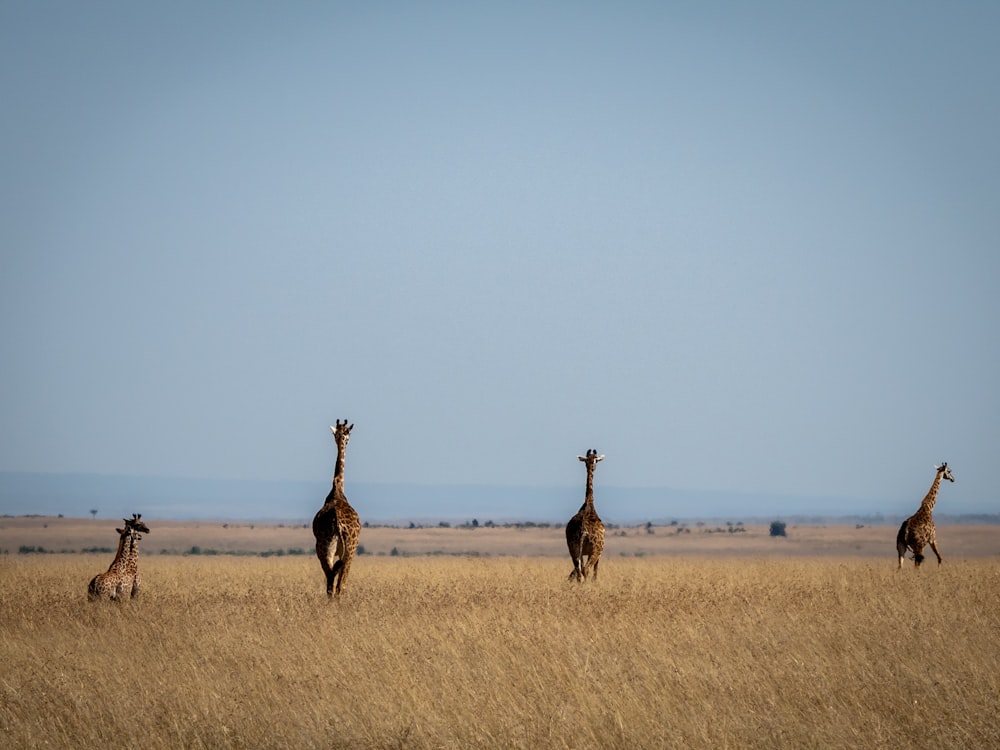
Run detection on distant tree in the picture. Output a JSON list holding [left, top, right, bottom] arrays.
[[89, 509, 98, 519], [472, 518, 479, 527], [769, 521, 787, 537]]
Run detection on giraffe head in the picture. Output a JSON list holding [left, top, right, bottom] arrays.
[[124, 513, 150, 538], [936, 462, 955, 482], [577, 449, 605, 469], [330, 419, 354, 451]]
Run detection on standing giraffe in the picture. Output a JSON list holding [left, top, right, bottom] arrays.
[[897, 462, 955, 569], [566, 449, 606, 582], [312, 420, 361, 597], [87, 514, 150, 601]]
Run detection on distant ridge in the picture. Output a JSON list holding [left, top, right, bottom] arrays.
[[0, 472, 991, 523]]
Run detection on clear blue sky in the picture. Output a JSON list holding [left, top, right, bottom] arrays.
[[2, 2, 997, 514]]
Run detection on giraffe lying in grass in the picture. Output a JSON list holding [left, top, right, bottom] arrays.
[[87, 514, 150, 601]]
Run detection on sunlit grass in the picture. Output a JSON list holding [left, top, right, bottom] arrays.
[[2, 555, 998, 749]]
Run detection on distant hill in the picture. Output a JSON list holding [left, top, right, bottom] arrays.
[[0, 472, 993, 523]]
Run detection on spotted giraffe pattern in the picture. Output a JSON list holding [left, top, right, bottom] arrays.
[[87, 514, 150, 601], [566, 449, 606, 582], [897, 463, 954, 569], [313, 419, 362, 597]]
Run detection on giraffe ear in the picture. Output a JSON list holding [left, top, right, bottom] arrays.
[[596, 454, 605, 462], [116, 528, 124, 535], [577, 455, 586, 462]]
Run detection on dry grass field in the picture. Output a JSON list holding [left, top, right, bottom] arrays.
[[2, 521, 999, 749]]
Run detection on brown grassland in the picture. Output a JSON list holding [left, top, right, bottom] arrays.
[[1, 520, 999, 749]]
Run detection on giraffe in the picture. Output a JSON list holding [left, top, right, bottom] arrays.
[[897, 462, 955, 569], [312, 419, 361, 597], [566, 449, 606, 582], [87, 514, 150, 601]]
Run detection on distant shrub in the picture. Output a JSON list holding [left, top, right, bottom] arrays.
[[770, 521, 787, 537], [390, 547, 400, 557], [18, 545, 47, 554]]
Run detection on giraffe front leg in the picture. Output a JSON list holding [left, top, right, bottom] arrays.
[[929, 540, 943, 565], [131, 574, 141, 599]]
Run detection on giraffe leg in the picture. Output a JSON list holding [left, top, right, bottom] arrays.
[[896, 522, 909, 571], [567, 537, 584, 582], [913, 546, 925, 567], [929, 539, 943, 565], [131, 574, 141, 599], [584, 552, 602, 581], [333, 556, 354, 595], [316, 539, 337, 597], [331, 533, 357, 596]]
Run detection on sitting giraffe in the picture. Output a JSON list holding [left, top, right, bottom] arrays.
[[87, 514, 150, 601], [312, 420, 362, 597], [897, 462, 955, 569], [566, 449, 606, 582]]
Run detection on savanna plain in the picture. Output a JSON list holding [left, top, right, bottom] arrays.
[[2, 520, 999, 749]]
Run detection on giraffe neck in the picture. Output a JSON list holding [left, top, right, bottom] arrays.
[[919, 472, 943, 514], [108, 531, 133, 573], [126, 532, 140, 564], [330, 445, 348, 498], [583, 466, 596, 508]]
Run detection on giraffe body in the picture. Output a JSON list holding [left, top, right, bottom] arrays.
[[87, 514, 150, 601], [566, 449, 606, 582], [897, 463, 954, 569], [313, 420, 362, 597]]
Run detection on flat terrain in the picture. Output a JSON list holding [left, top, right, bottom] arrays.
[[3, 515, 999, 560], [2, 553, 998, 749]]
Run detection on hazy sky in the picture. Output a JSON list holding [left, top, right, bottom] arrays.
[[2, 2, 997, 513]]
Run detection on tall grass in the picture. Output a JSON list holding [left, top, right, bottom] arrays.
[[2, 555, 998, 748]]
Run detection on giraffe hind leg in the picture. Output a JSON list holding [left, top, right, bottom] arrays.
[[331, 533, 357, 596], [331, 558, 344, 594], [568, 539, 584, 582], [316, 539, 337, 597]]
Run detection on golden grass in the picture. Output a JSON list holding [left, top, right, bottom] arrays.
[[2, 554, 998, 749]]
